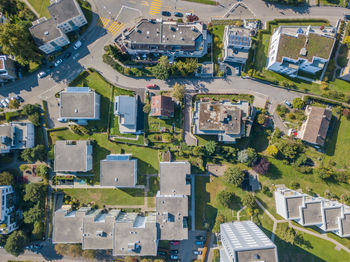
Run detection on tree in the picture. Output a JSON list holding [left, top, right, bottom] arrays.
[[257, 114, 266, 125], [22, 104, 40, 115], [0, 171, 14, 185], [143, 103, 151, 114], [36, 165, 50, 179], [224, 166, 244, 187], [193, 146, 203, 156], [24, 183, 45, 203], [0, 23, 41, 66], [252, 157, 270, 175], [24, 202, 44, 224], [266, 145, 278, 157], [276, 140, 302, 161], [152, 64, 169, 80], [242, 193, 256, 209], [21, 145, 47, 163], [205, 140, 217, 155], [213, 214, 226, 233], [217, 191, 236, 208], [21, 148, 34, 163], [237, 148, 256, 166], [276, 223, 295, 245], [158, 55, 170, 69], [172, 83, 186, 102], [315, 167, 334, 180], [9, 99, 20, 109], [32, 221, 44, 240], [28, 112, 40, 126], [292, 98, 305, 109], [5, 230, 28, 256]]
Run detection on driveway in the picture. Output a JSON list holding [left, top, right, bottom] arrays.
[[183, 94, 197, 146], [178, 230, 207, 261]]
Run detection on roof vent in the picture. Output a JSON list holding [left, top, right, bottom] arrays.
[[74, 108, 78, 113], [44, 31, 49, 35], [300, 47, 307, 56], [146, 31, 150, 34]]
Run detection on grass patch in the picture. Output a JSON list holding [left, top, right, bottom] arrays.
[[29, 61, 40, 73], [27, 0, 51, 18], [194, 93, 254, 104], [319, 0, 347, 6], [147, 105, 182, 133], [147, 176, 159, 208], [208, 25, 225, 75], [181, 0, 218, 5], [62, 188, 144, 206]]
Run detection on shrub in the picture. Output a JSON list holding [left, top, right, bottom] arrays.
[[252, 157, 270, 175], [216, 191, 236, 208], [224, 166, 244, 187], [290, 182, 300, 189], [266, 145, 278, 157], [242, 193, 256, 209]]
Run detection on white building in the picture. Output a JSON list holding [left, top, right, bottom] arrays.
[[114, 96, 139, 134], [275, 187, 350, 237], [0, 185, 18, 234], [0, 55, 16, 82], [0, 122, 35, 154]]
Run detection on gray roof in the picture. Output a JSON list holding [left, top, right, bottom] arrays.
[[60, 87, 100, 119], [113, 212, 158, 256], [220, 221, 278, 262], [286, 196, 303, 219], [323, 206, 341, 231], [159, 162, 191, 196], [302, 202, 323, 225], [82, 210, 120, 250], [0, 122, 35, 152], [53, 207, 91, 243], [340, 214, 350, 236], [114, 96, 137, 126], [29, 18, 62, 46], [100, 154, 137, 187], [48, 0, 81, 25], [54, 140, 92, 172], [156, 194, 188, 240], [126, 19, 202, 46]]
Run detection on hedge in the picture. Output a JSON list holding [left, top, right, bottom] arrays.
[[303, 95, 343, 107], [68, 70, 89, 87], [47, 127, 68, 132], [42, 100, 49, 128]]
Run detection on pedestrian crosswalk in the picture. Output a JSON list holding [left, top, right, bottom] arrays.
[[97, 17, 110, 27], [149, 0, 162, 15], [107, 20, 125, 36]]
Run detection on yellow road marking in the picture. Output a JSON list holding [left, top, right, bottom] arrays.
[[149, 0, 162, 15], [97, 17, 110, 27], [107, 21, 125, 36]]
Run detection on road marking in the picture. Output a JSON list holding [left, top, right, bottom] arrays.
[[107, 20, 125, 36], [149, 0, 162, 15], [97, 17, 110, 27], [141, 0, 149, 6]]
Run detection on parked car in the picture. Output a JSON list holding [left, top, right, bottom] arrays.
[[73, 40, 82, 50], [170, 250, 179, 255], [162, 11, 171, 16], [170, 241, 180, 246], [54, 59, 63, 67], [186, 14, 199, 22], [195, 241, 204, 246], [193, 250, 203, 255], [4, 98, 9, 104], [170, 255, 178, 260], [37, 70, 49, 79], [16, 95, 24, 102], [57, 118, 68, 123], [284, 100, 292, 108], [196, 235, 206, 241], [157, 251, 167, 256], [146, 84, 158, 89], [174, 12, 183, 17]]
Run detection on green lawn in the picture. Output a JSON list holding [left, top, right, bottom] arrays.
[[319, 0, 347, 6], [181, 0, 218, 5], [325, 116, 350, 169], [62, 188, 144, 206], [209, 25, 225, 75], [148, 106, 182, 133], [27, 0, 51, 18], [147, 176, 159, 208], [194, 94, 254, 104]]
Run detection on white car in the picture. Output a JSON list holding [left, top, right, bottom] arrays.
[[54, 59, 63, 67], [1, 100, 8, 108], [73, 40, 82, 50], [4, 98, 9, 104]]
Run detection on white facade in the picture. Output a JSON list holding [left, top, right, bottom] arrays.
[[0, 185, 17, 235], [56, 14, 87, 33], [0, 55, 16, 82], [0, 122, 35, 154], [39, 33, 70, 54]]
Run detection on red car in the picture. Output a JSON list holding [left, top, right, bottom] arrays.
[[170, 241, 180, 246], [146, 84, 158, 89]]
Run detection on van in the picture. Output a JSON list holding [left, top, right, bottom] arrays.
[[73, 40, 82, 50]]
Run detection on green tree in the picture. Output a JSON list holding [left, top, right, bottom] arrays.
[[213, 214, 226, 233], [266, 145, 278, 157], [22, 104, 40, 115], [257, 114, 266, 125], [224, 166, 244, 187], [242, 193, 257, 209], [23, 202, 44, 224], [217, 191, 236, 208], [0, 23, 40, 65], [24, 183, 45, 203], [276, 223, 296, 244], [205, 140, 217, 155], [5, 230, 28, 256], [193, 146, 203, 156], [292, 98, 305, 109], [0, 171, 14, 185], [32, 221, 44, 240], [143, 103, 151, 114], [276, 140, 302, 161], [172, 83, 186, 102], [158, 55, 170, 69], [9, 99, 20, 109], [21, 148, 34, 163], [28, 112, 40, 126], [315, 167, 334, 180], [152, 64, 169, 80], [33, 144, 46, 161], [36, 165, 49, 179]]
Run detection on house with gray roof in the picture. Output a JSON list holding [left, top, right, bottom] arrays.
[[100, 154, 137, 188], [0, 185, 17, 235], [59, 87, 100, 125], [0, 55, 16, 82], [29, 17, 70, 54], [275, 186, 350, 238], [48, 0, 87, 33], [159, 162, 191, 196], [113, 212, 158, 256], [114, 96, 138, 134], [115, 19, 210, 62], [54, 140, 93, 173], [0, 122, 35, 154], [220, 221, 278, 262], [193, 99, 254, 143]]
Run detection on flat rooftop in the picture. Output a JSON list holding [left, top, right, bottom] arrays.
[[49, 0, 81, 25], [159, 162, 191, 196], [302, 202, 323, 225], [323, 206, 341, 231], [29, 18, 62, 46], [286, 196, 303, 219]]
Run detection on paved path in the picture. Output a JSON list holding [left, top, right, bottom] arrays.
[[183, 94, 198, 146], [21, 0, 40, 18], [236, 206, 246, 221]]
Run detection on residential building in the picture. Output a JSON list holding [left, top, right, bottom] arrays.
[[267, 25, 336, 79], [115, 19, 210, 62], [275, 187, 350, 237], [156, 162, 191, 240], [100, 154, 137, 188], [0, 122, 35, 154], [220, 221, 278, 262], [114, 96, 138, 134], [59, 87, 100, 125], [151, 95, 174, 119], [193, 99, 254, 143], [48, 0, 87, 33], [223, 26, 252, 65], [0, 55, 16, 82], [29, 17, 70, 54], [53, 207, 158, 256], [340, 50, 350, 81], [0, 185, 18, 235], [297, 106, 332, 147], [54, 140, 93, 173]]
